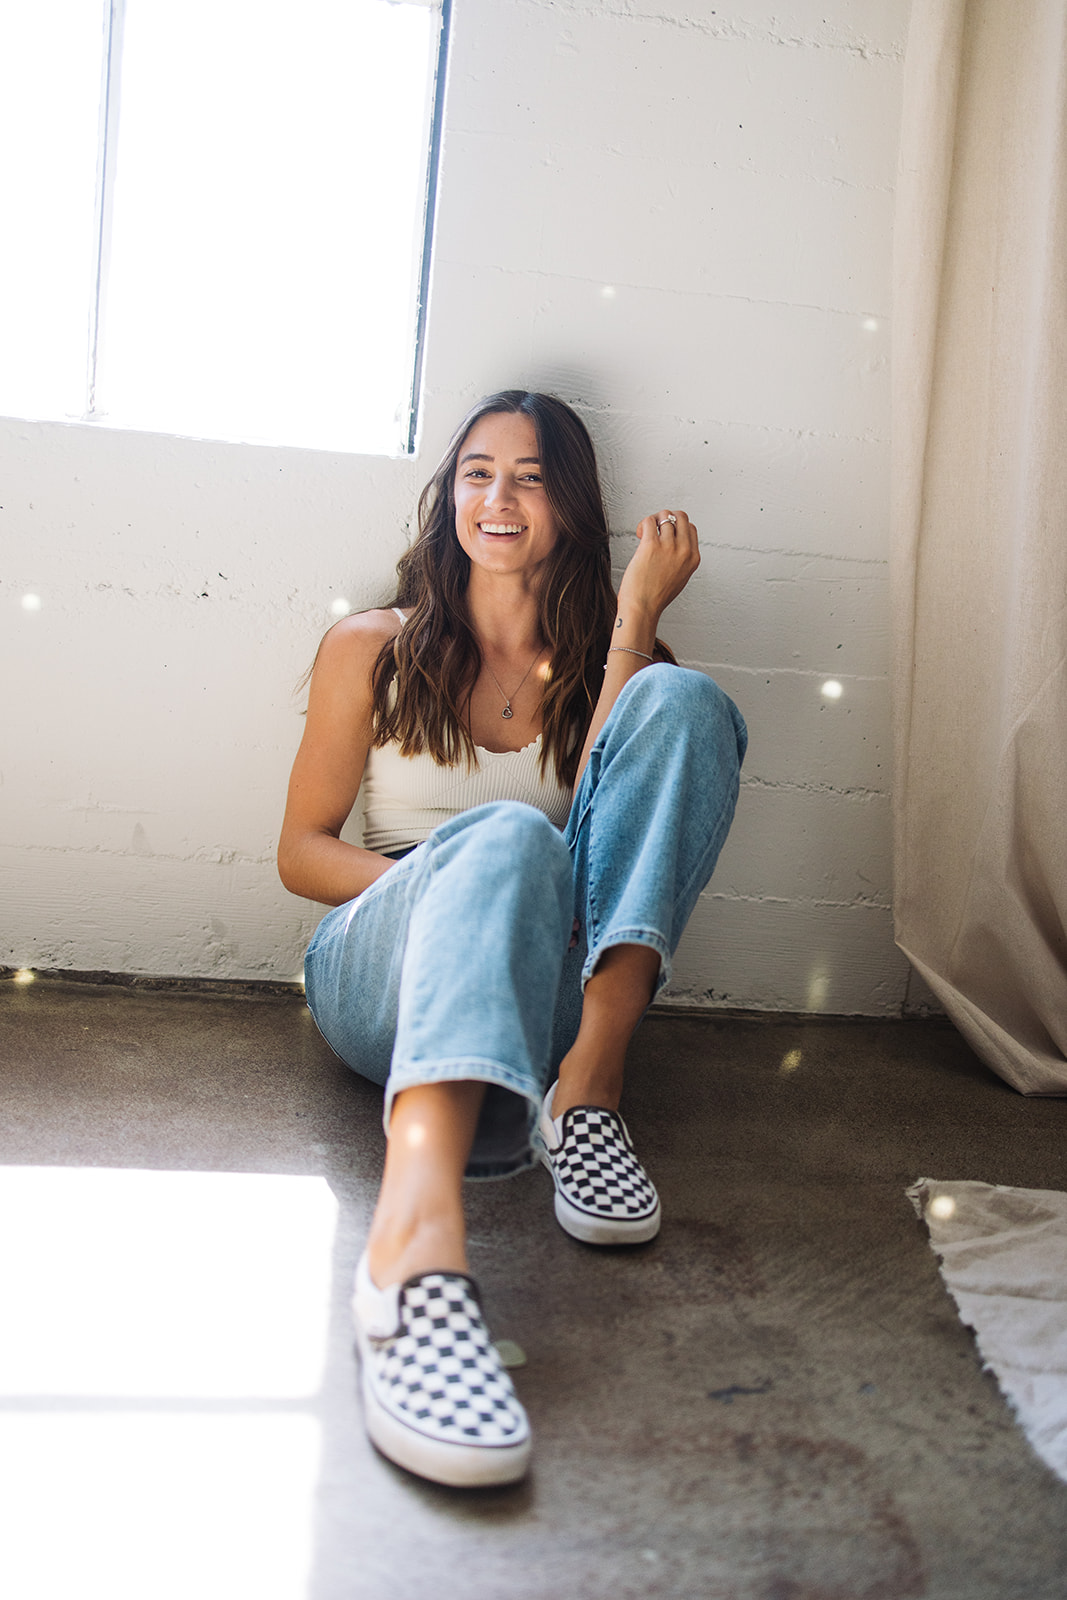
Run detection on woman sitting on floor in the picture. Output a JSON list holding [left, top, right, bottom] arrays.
[[278, 389, 747, 1487]]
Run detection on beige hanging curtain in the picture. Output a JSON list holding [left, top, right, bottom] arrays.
[[892, 0, 1067, 1093]]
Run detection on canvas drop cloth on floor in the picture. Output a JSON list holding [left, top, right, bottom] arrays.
[[909, 1178, 1067, 1484]]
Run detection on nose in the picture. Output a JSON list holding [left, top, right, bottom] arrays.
[[483, 472, 514, 511]]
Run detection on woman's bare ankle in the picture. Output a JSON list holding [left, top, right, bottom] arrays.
[[366, 1214, 469, 1289], [550, 1055, 624, 1120], [550, 944, 659, 1119], [365, 1079, 485, 1288]]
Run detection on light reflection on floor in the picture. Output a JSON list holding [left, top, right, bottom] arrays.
[[0, 1168, 338, 1599]]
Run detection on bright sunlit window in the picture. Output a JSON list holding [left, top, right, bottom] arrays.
[[0, 0, 448, 455]]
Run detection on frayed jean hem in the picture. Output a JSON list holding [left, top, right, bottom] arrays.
[[581, 929, 673, 995]]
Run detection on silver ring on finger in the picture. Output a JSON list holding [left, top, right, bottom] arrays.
[[657, 513, 677, 528]]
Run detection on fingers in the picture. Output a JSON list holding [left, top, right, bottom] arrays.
[[643, 509, 699, 560], [645, 508, 696, 536]]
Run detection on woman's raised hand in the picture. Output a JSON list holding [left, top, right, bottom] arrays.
[[615, 509, 700, 628]]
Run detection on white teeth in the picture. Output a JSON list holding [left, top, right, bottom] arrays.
[[480, 523, 524, 534]]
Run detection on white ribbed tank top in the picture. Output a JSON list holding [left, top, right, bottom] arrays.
[[359, 611, 573, 853]]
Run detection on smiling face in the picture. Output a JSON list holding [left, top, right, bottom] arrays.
[[453, 411, 561, 583]]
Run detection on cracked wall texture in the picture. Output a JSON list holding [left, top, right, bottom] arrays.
[[1, 0, 916, 1012]]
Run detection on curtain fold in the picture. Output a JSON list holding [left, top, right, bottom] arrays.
[[892, 0, 1067, 1093]]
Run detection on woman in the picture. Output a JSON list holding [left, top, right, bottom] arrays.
[[278, 391, 747, 1488]]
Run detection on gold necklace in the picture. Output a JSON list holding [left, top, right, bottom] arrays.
[[484, 647, 543, 719]]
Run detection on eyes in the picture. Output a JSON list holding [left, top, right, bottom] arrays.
[[460, 467, 543, 485]]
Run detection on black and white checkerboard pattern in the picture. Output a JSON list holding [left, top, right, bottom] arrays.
[[366, 1273, 525, 1445], [549, 1106, 659, 1221]]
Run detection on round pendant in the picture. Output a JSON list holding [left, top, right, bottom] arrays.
[[501, 706, 513, 719]]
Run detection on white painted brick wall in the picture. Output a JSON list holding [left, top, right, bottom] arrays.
[[1, 0, 913, 1012]]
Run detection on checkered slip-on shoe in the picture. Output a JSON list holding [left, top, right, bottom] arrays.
[[351, 1253, 531, 1488], [538, 1082, 662, 1245]]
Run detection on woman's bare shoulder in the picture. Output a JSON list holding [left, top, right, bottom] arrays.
[[313, 608, 403, 678]]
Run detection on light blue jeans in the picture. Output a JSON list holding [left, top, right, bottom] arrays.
[[304, 666, 747, 1179]]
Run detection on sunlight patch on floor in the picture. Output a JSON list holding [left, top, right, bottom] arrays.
[[0, 1167, 339, 1599]]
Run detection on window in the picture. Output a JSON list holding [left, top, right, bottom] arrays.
[[0, 0, 448, 454]]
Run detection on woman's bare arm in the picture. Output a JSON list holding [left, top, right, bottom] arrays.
[[277, 610, 402, 906], [573, 509, 700, 787]]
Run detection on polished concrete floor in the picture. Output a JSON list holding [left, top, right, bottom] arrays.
[[2, 975, 1067, 1600]]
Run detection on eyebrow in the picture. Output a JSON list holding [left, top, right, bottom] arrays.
[[458, 452, 541, 466]]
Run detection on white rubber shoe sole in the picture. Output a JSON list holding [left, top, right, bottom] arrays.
[[356, 1360, 531, 1488], [546, 1180, 662, 1245]]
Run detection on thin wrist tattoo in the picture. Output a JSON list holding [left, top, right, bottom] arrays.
[[615, 616, 623, 628]]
